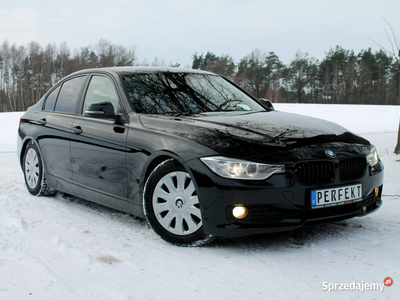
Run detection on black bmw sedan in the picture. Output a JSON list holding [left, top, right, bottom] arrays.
[[17, 67, 384, 245]]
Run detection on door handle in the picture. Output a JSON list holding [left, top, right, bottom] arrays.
[[37, 118, 47, 125], [71, 126, 83, 135]]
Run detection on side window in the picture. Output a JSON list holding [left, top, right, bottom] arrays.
[[55, 76, 86, 114], [44, 85, 61, 111], [82, 76, 121, 115]]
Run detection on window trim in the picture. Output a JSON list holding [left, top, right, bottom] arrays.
[[78, 73, 129, 120]]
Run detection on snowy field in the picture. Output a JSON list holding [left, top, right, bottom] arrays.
[[0, 104, 399, 300]]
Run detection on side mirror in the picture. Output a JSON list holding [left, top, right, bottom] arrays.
[[258, 98, 274, 111], [85, 102, 116, 119]]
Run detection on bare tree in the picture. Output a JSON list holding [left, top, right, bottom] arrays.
[[151, 57, 165, 66], [96, 39, 115, 67], [236, 49, 283, 99], [114, 44, 137, 66], [370, 18, 400, 154]]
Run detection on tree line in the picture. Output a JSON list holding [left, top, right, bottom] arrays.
[[0, 40, 400, 113], [192, 47, 400, 106], [0, 39, 137, 112]]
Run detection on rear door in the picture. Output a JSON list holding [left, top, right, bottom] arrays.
[[70, 74, 129, 200], [38, 75, 87, 181]]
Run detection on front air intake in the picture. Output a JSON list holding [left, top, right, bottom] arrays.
[[340, 157, 367, 180], [295, 161, 334, 184]]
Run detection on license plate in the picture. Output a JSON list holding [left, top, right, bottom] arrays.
[[311, 184, 362, 209]]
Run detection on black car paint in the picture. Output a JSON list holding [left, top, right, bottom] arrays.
[[138, 110, 371, 161], [18, 67, 384, 237]]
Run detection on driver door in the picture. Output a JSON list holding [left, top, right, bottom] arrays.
[[70, 75, 129, 200]]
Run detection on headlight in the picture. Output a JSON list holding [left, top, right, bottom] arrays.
[[366, 147, 379, 167], [200, 156, 285, 180]]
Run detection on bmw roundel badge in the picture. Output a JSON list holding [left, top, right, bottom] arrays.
[[325, 150, 336, 158]]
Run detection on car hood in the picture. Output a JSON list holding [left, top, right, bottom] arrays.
[[139, 111, 370, 162]]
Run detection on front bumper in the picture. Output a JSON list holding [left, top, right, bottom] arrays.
[[186, 159, 384, 237]]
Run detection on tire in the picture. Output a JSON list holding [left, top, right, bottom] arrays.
[[143, 159, 214, 246], [23, 142, 54, 196]]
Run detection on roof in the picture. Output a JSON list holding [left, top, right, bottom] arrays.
[[70, 66, 215, 77]]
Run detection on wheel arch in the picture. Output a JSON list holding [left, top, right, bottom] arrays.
[[138, 150, 197, 202], [19, 137, 43, 168]]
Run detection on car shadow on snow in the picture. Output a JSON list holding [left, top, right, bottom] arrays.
[[53, 192, 148, 227]]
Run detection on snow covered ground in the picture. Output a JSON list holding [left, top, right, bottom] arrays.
[[0, 104, 399, 300]]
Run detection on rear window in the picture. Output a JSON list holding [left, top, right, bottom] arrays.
[[44, 86, 61, 111], [54, 76, 87, 114]]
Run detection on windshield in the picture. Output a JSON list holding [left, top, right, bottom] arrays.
[[121, 73, 266, 115]]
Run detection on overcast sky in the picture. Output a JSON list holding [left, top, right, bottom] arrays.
[[1, 0, 400, 67]]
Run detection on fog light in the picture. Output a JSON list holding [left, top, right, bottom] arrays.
[[375, 187, 380, 197], [232, 206, 248, 219]]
